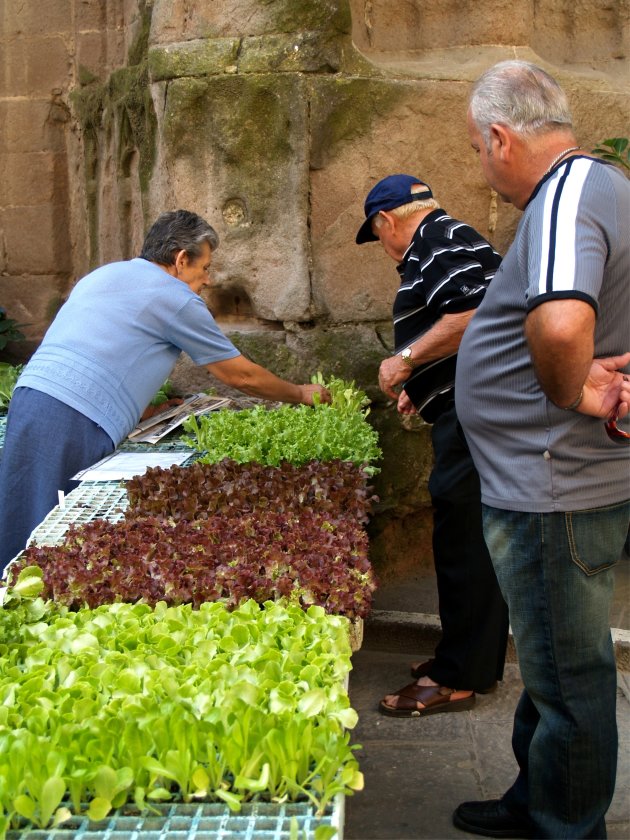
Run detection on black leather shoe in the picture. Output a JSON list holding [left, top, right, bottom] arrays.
[[453, 799, 532, 838]]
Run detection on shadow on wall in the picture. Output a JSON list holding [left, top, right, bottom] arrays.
[[206, 285, 255, 323]]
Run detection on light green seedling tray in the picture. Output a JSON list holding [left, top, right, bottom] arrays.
[[6, 799, 343, 839]]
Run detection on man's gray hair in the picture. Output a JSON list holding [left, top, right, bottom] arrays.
[[470, 60, 573, 146], [140, 209, 219, 265]]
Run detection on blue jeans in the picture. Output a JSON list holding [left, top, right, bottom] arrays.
[[483, 501, 630, 839]]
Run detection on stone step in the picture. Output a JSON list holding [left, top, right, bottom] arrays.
[[365, 608, 630, 671]]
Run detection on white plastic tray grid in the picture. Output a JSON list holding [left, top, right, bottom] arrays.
[[26, 482, 129, 548], [6, 799, 342, 839]]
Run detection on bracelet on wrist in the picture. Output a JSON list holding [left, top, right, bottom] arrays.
[[561, 388, 584, 411]]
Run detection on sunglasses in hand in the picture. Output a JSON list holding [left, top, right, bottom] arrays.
[[605, 404, 630, 445]]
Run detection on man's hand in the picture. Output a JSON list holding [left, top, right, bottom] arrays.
[[378, 354, 409, 399], [397, 390, 417, 415], [378, 312, 475, 400], [577, 353, 630, 419]]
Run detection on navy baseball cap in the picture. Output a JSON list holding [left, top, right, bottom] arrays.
[[356, 174, 433, 244]]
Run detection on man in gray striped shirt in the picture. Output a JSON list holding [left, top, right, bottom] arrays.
[[454, 60, 630, 839]]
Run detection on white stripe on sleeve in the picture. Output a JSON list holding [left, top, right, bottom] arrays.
[[538, 159, 593, 296]]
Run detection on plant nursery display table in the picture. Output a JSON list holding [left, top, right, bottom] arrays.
[[3, 380, 379, 839]]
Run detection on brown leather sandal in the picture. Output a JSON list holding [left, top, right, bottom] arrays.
[[379, 682, 476, 718]]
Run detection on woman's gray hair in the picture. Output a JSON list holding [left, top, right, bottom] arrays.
[[140, 209, 219, 264], [470, 60, 573, 146]]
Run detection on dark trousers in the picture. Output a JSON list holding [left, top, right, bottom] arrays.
[[426, 403, 509, 691], [0, 388, 115, 573]]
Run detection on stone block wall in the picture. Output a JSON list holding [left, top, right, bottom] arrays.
[[1, 0, 628, 577], [0, 0, 143, 353], [350, 0, 629, 78]]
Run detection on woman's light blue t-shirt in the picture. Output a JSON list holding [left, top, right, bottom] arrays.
[[17, 258, 240, 445]]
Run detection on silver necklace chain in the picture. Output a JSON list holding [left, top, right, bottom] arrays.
[[544, 146, 581, 176]]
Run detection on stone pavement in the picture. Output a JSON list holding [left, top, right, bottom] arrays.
[[344, 560, 630, 840]]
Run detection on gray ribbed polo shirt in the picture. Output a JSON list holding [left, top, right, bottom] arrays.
[[456, 156, 630, 513]]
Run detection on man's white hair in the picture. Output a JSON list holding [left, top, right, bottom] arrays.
[[373, 184, 438, 230], [470, 60, 573, 147]]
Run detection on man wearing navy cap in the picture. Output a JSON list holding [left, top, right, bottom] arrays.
[[357, 174, 509, 716]]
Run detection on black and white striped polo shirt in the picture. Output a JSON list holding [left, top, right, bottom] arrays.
[[394, 209, 502, 422]]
